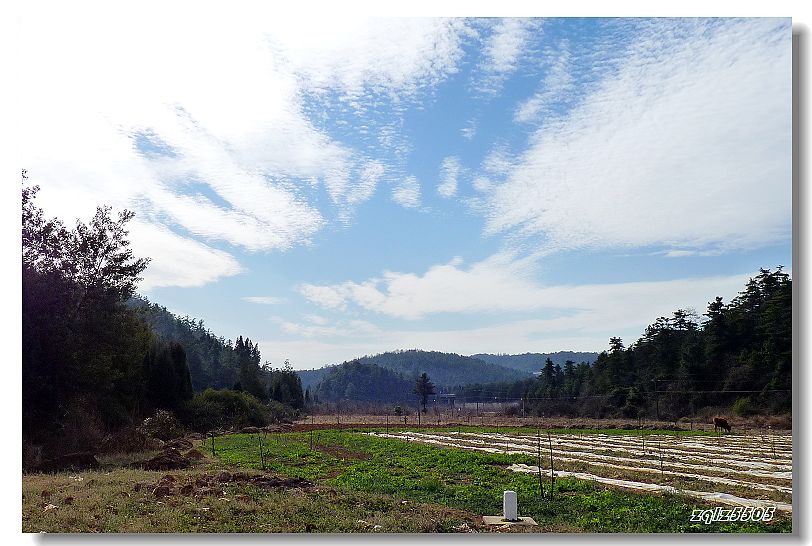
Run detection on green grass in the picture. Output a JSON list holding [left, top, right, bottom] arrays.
[[213, 430, 791, 533]]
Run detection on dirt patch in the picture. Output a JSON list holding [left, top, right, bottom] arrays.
[[162, 437, 194, 451], [184, 448, 205, 460], [133, 471, 313, 499], [315, 444, 370, 461], [134, 447, 190, 471]]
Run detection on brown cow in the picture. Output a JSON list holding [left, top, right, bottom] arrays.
[[713, 417, 731, 433]]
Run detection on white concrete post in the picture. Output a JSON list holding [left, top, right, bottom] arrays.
[[503, 490, 518, 521]]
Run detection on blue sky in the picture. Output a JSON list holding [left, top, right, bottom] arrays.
[[19, 14, 792, 369]]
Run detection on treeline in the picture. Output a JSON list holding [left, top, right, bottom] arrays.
[[132, 298, 305, 409], [353, 350, 530, 387], [471, 351, 599, 374], [22, 180, 303, 458], [454, 268, 791, 419], [312, 360, 414, 403]]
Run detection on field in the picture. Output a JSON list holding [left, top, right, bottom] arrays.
[[22, 425, 792, 533]]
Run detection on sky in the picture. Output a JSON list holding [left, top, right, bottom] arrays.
[[17, 13, 792, 370]]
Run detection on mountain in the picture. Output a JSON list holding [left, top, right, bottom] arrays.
[[471, 351, 600, 375], [298, 367, 332, 392], [354, 349, 531, 387]]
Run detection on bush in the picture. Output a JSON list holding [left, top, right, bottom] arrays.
[[60, 397, 106, 453], [139, 409, 185, 440], [181, 389, 275, 432], [733, 397, 755, 417]]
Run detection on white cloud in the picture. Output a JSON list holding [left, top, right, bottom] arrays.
[[130, 221, 243, 291], [278, 318, 381, 339], [269, 17, 469, 97], [392, 176, 421, 208], [487, 18, 791, 254], [298, 252, 753, 322], [280, 254, 763, 368], [514, 41, 573, 123], [242, 296, 287, 305], [18, 8, 470, 288], [437, 156, 461, 198], [479, 18, 541, 91], [472, 176, 493, 193], [303, 314, 329, 325], [461, 120, 477, 140], [338, 160, 386, 221]]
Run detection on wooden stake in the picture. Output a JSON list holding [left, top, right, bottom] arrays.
[[548, 431, 555, 500], [537, 428, 544, 499]]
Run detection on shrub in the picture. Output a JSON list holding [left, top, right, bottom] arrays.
[[22, 442, 43, 473], [60, 397, 106, 453], [181, 389, 275, 432], [733, 397, 755, 417], [139, 409, 185, 440]]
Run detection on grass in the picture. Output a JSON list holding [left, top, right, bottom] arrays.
[[212, 429, 792, 533], [22, 460, 481, 532], [21, 426, 791, 533]]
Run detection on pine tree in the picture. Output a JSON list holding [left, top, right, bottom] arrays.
[[414, 372, 435, 413]]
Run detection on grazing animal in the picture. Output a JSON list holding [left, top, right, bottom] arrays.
[[713, 417, 732, 433]]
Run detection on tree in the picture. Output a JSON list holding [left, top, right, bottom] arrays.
[[268, 361, 304, 411], [22, 178, 157, 449], [414, 372, 435, 413], [609, 337, 625, 354]]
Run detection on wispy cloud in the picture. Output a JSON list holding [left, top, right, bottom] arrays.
[[277, 318, 381, 339], [460, 119, 477, 140], [392, 176, 422, 208], [19, 8, 471, 289], [242, 296, 287, 305], [514, 40, 574, 123], [487, 18, 791, 254], [478, 18, 542, 92], [298, 252, 753, 321], [437, 156, 461, 198]]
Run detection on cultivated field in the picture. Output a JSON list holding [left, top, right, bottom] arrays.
[[367, 429, 792, 514], [22, 424, 792, 533]]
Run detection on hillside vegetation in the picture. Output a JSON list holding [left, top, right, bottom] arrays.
[[472, 351, 599, 374]]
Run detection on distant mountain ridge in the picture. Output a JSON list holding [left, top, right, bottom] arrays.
[[471, 351, 600, 375], [298, 349, 533, 395]]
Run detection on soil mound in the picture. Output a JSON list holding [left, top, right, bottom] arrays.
[[138, 447, 191, 471], [38, 452, 100, 473]]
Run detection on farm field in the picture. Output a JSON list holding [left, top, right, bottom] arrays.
[[22, 426, 792, 533], [209, 426, 790, 532]]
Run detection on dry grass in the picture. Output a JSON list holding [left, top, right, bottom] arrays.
[[22, 453, 489, 533]]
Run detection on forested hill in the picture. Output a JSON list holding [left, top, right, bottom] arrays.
[[472, 351, 600, 374], [300, 350, 531, 395], [312, 361, 415, 403], [355, 350, 531, 387], [128, 296, 246, 392], [298, 367, 332, 391]]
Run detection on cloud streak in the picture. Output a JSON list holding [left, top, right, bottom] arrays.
[[437, 157, 461, 198], [488, 18, 791, 255], [299, 253, 753, 321], [19, 8, 472, 289]]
